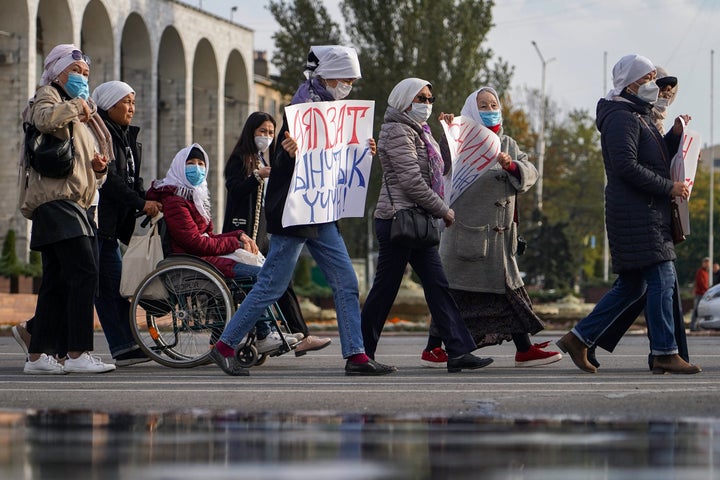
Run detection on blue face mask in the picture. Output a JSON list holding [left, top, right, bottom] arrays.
[[185, 165, 206, 186], [478, 110, 502, 127], [65, 73, 89, 100]]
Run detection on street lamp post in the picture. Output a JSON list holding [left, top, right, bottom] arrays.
[[230, 6, 238, 22], [531, 41, 555, 215]]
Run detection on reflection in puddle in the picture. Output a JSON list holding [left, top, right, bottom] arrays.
[[0, 410, 718, 479]]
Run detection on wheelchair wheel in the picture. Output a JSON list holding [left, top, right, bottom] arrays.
[[235, 344, 259, 368], [129, 260, 233, 368], [254, 353, 268, 367]]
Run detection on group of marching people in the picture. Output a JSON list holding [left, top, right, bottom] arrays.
[[13, 42, 701, 377]]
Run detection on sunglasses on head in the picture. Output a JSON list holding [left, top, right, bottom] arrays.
[[415, 95, 436, 104], [71, 49, 91, 66]]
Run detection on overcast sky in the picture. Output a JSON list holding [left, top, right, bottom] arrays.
[[183, 0, 720, 149]]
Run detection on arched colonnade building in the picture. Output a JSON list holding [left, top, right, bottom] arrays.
[[1, 0, 271, 254]]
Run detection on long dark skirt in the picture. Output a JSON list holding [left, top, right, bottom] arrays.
[[449, 286, 544, 348]]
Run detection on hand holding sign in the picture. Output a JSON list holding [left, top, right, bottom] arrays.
[[282, 131, 298, 158], [440, 115, 502, 206]]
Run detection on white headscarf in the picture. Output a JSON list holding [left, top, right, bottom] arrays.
[[387, 77, 431, 112], [461, 87, 501, 125], [92, 81, 134, 110], [306, 45, 362, 80], [40, 44, 88, 86], [155, 143, 212, 222], [605, 54, 655, 99]]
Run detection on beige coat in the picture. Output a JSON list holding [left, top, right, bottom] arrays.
[[20, 85, 105, 219]]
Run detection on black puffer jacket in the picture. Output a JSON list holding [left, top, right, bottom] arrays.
[[596, 97, 681, 273]]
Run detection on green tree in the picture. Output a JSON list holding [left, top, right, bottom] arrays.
[[268, 0, 344, 97], [341, 0, 510, 132], [672, 160, 720, 286], [0, 230, 25, 293], [520, 215, 575, 290], [541, 108, 605, 284]]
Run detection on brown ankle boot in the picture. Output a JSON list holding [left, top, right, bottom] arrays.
[[556, 331, 597, 373], [651, 354, 702, 374]]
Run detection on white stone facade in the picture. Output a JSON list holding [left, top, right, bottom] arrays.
[[1, 0, 258, 257]]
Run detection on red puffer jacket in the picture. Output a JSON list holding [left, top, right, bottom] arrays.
[[146, 184, 242, 278]]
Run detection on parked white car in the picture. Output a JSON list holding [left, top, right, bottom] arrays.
[[696, 284, 720, 330]]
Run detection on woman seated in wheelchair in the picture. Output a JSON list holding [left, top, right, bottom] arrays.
[[146, 144, 298, 354]]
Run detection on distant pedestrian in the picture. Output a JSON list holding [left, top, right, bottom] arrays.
[[689, 257, 710, 331]]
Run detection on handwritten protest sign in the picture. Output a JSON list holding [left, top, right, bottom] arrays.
[[282, 100, 375, 227], [670, 124, 701, 234], [440, 116, 501, 206]]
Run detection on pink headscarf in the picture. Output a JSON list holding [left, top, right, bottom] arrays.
[[40, 44, 88, 86]]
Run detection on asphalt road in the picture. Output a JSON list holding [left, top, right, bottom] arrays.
[[1, 331, 718, 420]]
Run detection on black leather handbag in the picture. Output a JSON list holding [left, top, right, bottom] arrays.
[[24, 121, 74, 178], [384, 176, 440, 248]]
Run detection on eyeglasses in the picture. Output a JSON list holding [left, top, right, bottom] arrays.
[[71, 49, 91, 66], [415, 95, 435, 104]]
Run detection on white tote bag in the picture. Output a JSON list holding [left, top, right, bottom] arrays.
[[120, 213, 166, 298]]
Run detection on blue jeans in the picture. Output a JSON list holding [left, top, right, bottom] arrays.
[[232, 261, 261, 278], [573, 261, 678, 356], [94, 238, 139, 357], [219, 222, 365, 358]]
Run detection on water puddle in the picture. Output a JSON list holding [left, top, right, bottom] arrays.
[[0, 409, 718, 479]]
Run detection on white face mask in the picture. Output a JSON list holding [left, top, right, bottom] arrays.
[[326, 81, 353, 100], [254, 135, 273, 153], [635, 80, 659, 104], [407, 103, 432, 124], [654, 97, 669, 113]]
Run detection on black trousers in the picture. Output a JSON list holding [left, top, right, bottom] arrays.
[[277, 283, 309, 337], [29, 235, 98, 356], [362, 219, 477, 358]]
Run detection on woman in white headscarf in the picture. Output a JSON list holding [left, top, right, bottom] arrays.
[[557, 54, 701, 374], [437, 86, 562, 368], [19, 44, 114, 375], [360, 77, 493, 374], [91, 80, 162, 366]]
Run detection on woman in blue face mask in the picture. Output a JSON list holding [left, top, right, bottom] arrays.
[[147, 144, 302, 365], [17, 44, 116, 375], [436, 86, 563, 369], [146, 144, 263, 281]]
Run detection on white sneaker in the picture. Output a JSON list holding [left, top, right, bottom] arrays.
[[283, 333, 301, 346], [64, 352, 116, 373], [256, 331, 283, 353], [24, 354, 67, 375]]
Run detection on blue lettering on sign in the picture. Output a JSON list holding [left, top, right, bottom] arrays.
[[296, 145, 370, 223]]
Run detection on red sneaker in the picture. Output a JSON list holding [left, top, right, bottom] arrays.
[[515, 341, 563, 367], [421, 347, 448, 368]]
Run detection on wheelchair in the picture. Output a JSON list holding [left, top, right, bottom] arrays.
[[128, 219, 294, 369]]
